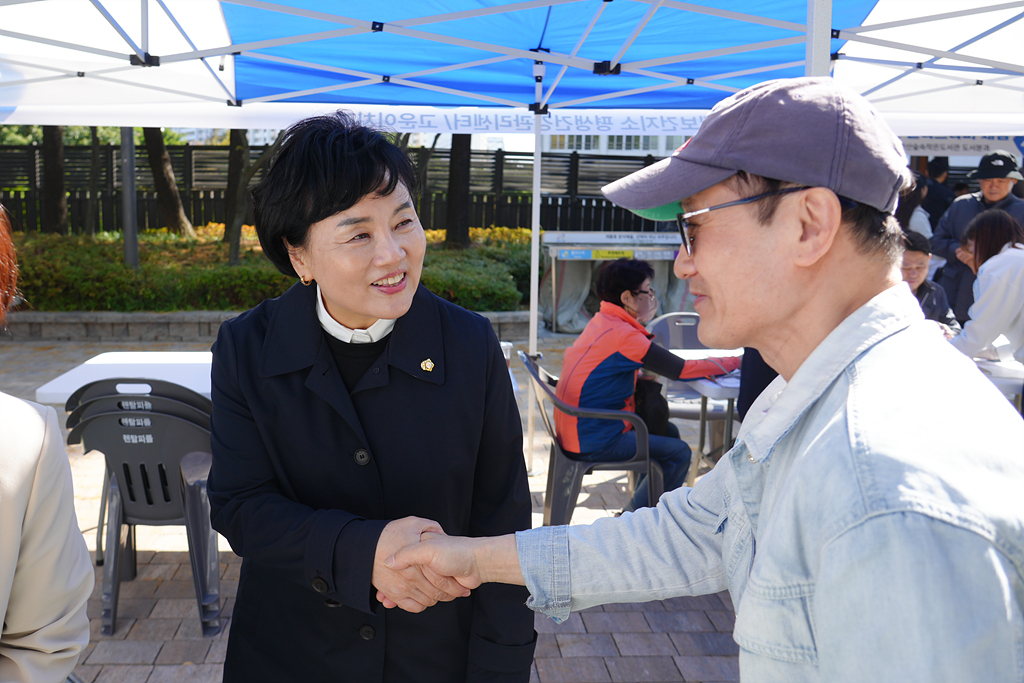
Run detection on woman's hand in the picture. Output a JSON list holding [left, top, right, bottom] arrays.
[[955, 246, 976, 274], [372, 517, 471, 613]]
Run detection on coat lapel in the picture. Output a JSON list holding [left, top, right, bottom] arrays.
[[258, 282, 369, 445]]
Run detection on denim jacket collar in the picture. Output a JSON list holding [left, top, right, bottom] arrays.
[[740, 283, 924, 465]]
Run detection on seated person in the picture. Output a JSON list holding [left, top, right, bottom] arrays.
[[950, 209, 1024, 362], [902, 231, 960, 334], [555, 258, 740, 512]]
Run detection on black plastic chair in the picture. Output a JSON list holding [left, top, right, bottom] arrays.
[[65, 377, 211, 414], [65, 379, 211, 567], [519, 350, 663, 526], [67, 394, 211, 431], [68, 411, 221, 637]]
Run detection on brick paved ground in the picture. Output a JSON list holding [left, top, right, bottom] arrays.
[[0, 333, 737, 683]]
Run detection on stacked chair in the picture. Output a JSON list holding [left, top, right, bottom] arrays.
[[65, 379, 220, 637], [519, 350, 663, 525], [646, 312, 737, 484]]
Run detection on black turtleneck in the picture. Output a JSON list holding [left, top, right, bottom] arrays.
[[323, 331, 391, 392]]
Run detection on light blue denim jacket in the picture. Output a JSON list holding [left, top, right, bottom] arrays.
[[518, 284, 1024, 682]]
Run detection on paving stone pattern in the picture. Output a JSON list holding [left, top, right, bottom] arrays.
[[0, 335, 736, 683]]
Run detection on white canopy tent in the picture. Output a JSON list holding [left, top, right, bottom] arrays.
[[3, 0, 1023, 461]]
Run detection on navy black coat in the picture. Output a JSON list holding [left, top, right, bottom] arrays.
[[208, 282, 536, 682]]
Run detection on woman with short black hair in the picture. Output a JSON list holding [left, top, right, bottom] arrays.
[[555, 258, 739, 513], [208, 112, 535, 682]]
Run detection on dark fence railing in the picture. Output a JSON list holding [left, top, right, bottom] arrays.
[[1, 144, 667, 233]]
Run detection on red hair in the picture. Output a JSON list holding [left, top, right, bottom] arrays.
[[0, 205, 18, 326]]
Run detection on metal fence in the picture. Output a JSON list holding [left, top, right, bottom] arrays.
[[0, 145, 666, 233]]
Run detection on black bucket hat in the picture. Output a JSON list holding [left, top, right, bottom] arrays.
[[968, 150, 1023, 180]]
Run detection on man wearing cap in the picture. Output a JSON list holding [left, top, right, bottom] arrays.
[[388, 77, 1024, 681], [931, 150, 1024, 324]]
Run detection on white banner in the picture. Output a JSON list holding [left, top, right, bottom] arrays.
[[347, 106, 709, 136], [900, 136, 1024, 158]]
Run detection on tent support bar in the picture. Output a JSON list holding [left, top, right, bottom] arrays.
[[527, 77, 544, 476], [160, 27, 366, 63], [805, 0, 831, 77], [87, 73, 228, 102], [843, 1, 1024, 34], [0, 74, 74, 89], [656, 0, 805, 32], [89, 0, 147, 61], [0, 28, 125, 60], [838, 55, 1023, 78], [870, 82, 974, 105], [627, 36, 804, 70], [610, 0, 663, 71], [141, 0, 148, 55], [541, 0, 607, 107], [858, 9, 1024, 97], [154, 0, 235, 100], [841, 28, 1024, 76]]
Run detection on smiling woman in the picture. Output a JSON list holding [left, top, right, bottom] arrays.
[[207, 113, 536, 683]]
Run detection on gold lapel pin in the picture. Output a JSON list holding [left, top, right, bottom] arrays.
[[421, 359, 435, 372]]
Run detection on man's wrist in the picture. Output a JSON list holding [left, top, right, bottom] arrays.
[[473, 535, 523, 586]]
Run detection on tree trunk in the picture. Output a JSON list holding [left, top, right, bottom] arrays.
[[227, 131, 284, 265], [41, 126, 67, 234], [223, 129, 249, 245], [142, 127, 196, 238], [444, 133, 472, 249], [85, 126, 100, 236]]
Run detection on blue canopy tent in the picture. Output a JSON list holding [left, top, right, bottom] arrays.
[[3, 0, 1024, 462]]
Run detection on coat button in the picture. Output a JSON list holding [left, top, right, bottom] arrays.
[[311, 577, 329, 593], [353, 448, 371, 466], [359, 625, 376, 640], [373, 367, 380, 374], [324, 598, 341, 607]]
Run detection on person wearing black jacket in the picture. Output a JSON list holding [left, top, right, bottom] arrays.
[[932, 151, 1024, 324], [901, 230, 960, 334], [207, 113, 535, 682]]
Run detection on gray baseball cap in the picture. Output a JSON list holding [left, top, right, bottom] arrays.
[[602, 77, 911, 220]]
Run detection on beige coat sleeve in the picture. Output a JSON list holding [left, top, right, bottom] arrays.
[[0, 394, 94, 683]]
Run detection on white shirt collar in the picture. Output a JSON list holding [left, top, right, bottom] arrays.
[[316, 283, 396, 344]]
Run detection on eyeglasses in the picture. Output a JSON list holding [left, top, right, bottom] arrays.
[[633, 287, 657, 300], [675, 186, 811, 257]]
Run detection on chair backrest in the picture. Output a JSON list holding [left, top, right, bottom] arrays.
[[517, 350, 649, 454], [66, 378, 212, 414], [67, 411, 212, 526], [67, 394, 211, 431], [647, 312, 706, 351]]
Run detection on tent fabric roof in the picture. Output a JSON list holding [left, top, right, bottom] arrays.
[[1, 1, 1023, 134]]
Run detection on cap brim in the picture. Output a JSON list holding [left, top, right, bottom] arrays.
[[969, 169, 1024, 180], [602, 156, 735, 220]]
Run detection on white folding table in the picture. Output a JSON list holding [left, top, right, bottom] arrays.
[[36, 352, 213, 405], [669, 348, 742, 485]]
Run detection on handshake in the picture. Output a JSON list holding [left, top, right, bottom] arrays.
[[371, 517, 520, 613]]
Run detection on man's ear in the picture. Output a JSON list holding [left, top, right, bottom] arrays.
[[792, 187, 842, 267]]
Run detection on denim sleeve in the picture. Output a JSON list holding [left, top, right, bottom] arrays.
[[815, 511, 1024, 681], [517, 460, 731, 622]]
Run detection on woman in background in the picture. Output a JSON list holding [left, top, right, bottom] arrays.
[[555, 258, 739, 513], [950, 209, 1024, 362], [0, 205, 93, 682]]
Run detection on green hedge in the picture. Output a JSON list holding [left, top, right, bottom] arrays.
[[12, 228, 532, 312]]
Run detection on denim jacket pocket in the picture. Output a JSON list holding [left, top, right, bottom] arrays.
[[733, 579, 818, 664]]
